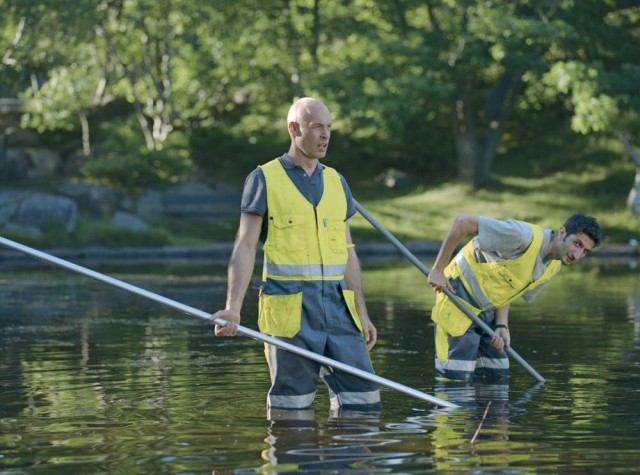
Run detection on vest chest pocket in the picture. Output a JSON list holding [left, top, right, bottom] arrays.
[[258, 290, 303, 337], [477, 263, 525, 308], [326, 219, 347, 253], [270, 215, 307, 253]]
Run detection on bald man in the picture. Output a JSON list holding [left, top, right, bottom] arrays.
[[212, 98, 381, 416]]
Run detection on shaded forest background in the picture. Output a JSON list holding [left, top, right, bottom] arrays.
[[1, 0, 639, 245]]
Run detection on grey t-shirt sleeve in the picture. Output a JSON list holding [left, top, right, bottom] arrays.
[[339, 173, 356, 220], [476, 217, 533, 259], [241, 167, 267, 216]]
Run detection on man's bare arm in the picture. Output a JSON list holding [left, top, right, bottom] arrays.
[[344, 222, 377, 350], [212, 212, 263, 336], [428, 214, 479, 293]]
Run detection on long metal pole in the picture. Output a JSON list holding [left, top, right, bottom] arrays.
[[354, 200, 546, 383], [0, 236, 458, 409]]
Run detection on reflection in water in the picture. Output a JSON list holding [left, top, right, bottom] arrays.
[[262, 411, 383, 472], [430, 383, 510, 471], [409, 382, 547, 473], [221, 383, 546, 474], [212, 410, 416, 474], [2, 260, 640, 473], [627, 283, 640, 349]]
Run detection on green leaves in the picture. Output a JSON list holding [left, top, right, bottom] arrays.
[[1, 0, 638, 189], [542, 61, 618, 134]]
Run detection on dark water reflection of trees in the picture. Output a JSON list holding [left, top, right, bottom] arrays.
[[0, 258, 639, 473]]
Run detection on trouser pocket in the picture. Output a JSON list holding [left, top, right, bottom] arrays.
[[431, 290, 477, 337], [258, 290, 303, 337], [341, 288, 363, 334]]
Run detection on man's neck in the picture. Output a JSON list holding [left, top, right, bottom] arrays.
[[288, 151, 318, 176], [544, 231, 557, 261]]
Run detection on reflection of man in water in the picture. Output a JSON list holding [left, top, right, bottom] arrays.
[[627, 289, 640, 349], [431, 383, 512, 470], [430, 382, 547, 471], [261, 410, 380, 472]]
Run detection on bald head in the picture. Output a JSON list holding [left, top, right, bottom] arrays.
[[287, 97, 330, 125]]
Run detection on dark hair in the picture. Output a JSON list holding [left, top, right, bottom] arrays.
[[563, 213, 602, 247]]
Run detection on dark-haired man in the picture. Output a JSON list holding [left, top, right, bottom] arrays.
[[427, 213, 602, 382]]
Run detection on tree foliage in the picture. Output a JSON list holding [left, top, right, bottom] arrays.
[[0, 0, 638, 190]]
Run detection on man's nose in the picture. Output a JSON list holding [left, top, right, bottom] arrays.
[[574, 249, 587, 260]]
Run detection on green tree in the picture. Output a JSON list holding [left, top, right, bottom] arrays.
[[311, 0, 640, 188], [2, 0, 639, 191], [536, 2, 640, 134]]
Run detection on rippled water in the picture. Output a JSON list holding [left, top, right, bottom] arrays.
[[1, 256, 639, 473]]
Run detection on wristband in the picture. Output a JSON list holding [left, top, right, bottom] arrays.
[[495, 324, 508, 330]]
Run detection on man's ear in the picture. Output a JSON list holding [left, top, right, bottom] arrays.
[[288, 121, 300, 136], [558, 226, 567, 240]]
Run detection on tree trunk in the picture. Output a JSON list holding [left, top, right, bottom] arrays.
[[79, 111, 91, 156], [0, 129, 6, 182], [311, 0, 320, 70], [455, 96, 494, 188], [621, 134, 640, 215], [1, 16, 26, 71], [454, 73, 520, 189], [454, 97, 478, 185], [285, 0, 305, 99], [627, 172, 640, 215], [97, 16, 174, 152]]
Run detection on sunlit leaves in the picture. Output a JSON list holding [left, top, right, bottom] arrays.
[[543, 61, 619, 134], [1, 0, 639, 188]]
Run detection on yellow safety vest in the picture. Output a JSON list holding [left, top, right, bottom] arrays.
[[257, 158, 362, 337], [431, 224, 561, 337], [260, 158, 348, 281]]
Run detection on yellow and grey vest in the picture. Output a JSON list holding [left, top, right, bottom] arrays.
[[260, 158, 349, 281], [431, 224, 561, 336]]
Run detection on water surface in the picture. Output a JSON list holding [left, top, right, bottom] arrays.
[[1, 256, 639, 473]]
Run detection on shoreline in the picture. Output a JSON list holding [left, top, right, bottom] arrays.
[[0, 240, 637, 264]]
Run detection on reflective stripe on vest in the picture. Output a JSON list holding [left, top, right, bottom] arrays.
[[450, 224, 561, 311], [264, 262, 346, 279], [260, 158, 348, 281]]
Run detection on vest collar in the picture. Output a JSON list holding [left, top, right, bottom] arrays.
[[280, 153, 325, 175]]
